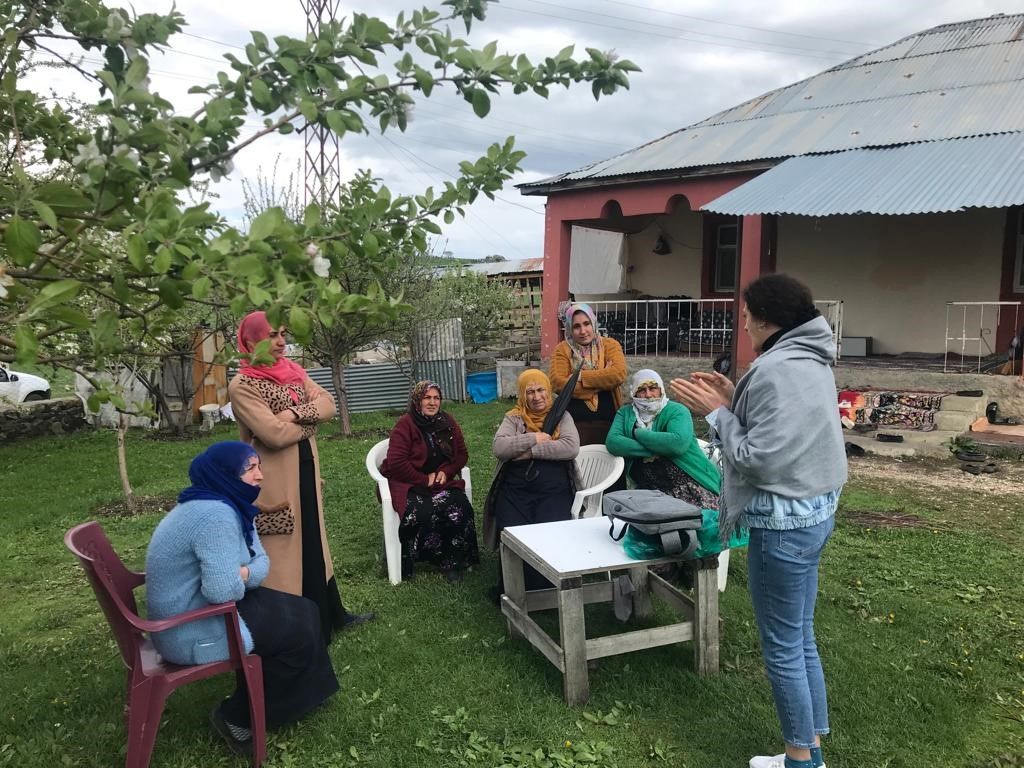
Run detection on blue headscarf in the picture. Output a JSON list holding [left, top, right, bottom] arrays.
[[178, 441, 261, 546]]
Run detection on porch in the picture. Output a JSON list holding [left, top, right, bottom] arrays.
[[581, 296, 1024, 430]]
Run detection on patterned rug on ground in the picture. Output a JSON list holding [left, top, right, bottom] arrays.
[[838, 390, 950, 431]]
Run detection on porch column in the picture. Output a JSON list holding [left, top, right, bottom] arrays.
[[541, 211, 572, 359], [733, 214, 765, 375]]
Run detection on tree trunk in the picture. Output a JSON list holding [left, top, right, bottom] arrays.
[[330, 361, 352, 436], [116, 412, 138, 515]]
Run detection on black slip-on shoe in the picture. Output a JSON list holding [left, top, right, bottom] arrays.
[[956, 450, 987, 462], [209, 707, 252, 758]]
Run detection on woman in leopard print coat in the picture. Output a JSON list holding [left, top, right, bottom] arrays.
[[229, 311, 372, 644]]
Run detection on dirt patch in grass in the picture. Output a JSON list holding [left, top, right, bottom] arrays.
[[847, 455, 1023, 538], [92, 495, 177, 517], [849, 454, 1024, 494]]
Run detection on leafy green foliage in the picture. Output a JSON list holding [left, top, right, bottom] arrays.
[[401, 268, 516, 357], [0, 0, 638, 380]]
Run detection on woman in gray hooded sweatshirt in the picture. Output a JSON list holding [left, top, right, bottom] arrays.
[[671, 274, 846, 768]]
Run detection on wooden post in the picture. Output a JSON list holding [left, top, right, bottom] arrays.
[[733, 214, 765, 376], [630, 567, 653, 619], [693, 558, 720, 676], [500, 542, 526, 640], [540, 216, 572, 359], [557, 577, 589, 705]]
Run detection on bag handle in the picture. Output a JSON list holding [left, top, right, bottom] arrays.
[[658, 530, 697, 559], [609, 518, 629, 542]]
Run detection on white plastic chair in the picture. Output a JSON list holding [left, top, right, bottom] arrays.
[[365, 438, 473, 586], [569, 444, 625, 519], [697, 437, 730, 592]]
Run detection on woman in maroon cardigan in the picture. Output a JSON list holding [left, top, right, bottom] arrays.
[[381, 381, 479, 581]]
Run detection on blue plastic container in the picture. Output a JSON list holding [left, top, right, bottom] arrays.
[[466, 370, 498, 403]]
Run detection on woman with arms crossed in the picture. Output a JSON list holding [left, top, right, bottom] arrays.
[[229, 311, 372, 645]]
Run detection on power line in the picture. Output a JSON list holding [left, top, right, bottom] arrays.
[[508, 0, 863, 57], [181, 31, 248, 52], [373, 134, 536, 258], [493, 3, 850, 61], [380, 135, 543, 215], [412, 100, 627, 151], [590, 0, 880, 48]]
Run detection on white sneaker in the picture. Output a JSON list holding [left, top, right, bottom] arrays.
[[749, 756, 825, 768]]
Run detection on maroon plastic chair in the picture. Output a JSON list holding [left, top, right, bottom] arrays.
[[65, 521, 266, 768]]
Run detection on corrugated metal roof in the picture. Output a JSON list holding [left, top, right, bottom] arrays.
[[701, 132, 1024, 216], [459, 257, 544, 276], [521, 13, 1024, 192]]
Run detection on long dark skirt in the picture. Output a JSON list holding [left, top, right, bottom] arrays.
[[400, 487, 479, 575], [222, 587, 339, 730], [494, 459, 573, 590], [297, 439, 347, 644]]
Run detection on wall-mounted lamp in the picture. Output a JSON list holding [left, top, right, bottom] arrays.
[[653, 235, 672, 255]]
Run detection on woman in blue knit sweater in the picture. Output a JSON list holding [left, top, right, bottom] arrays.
[[146, 442, 338, 756]]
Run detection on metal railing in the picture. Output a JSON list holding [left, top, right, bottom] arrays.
[[944, 301, 1022, 373], [585, 299, 734, 359], [815, 300, 844, 360], [582, 298, 845, 361]]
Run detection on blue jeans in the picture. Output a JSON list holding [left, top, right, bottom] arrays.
[[748, 516, 834, 749]]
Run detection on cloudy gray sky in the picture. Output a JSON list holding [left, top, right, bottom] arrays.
[[28, 0, 1024, 260]]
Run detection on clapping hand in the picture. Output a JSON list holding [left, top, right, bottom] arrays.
[[669, 372, 732, 416]]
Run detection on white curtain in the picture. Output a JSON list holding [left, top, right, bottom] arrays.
[[569, 226, 626, 293]]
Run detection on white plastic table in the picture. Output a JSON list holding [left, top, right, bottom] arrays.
[[499, 515, 720, 705]]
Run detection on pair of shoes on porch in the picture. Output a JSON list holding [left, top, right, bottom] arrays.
[[749, 755, 825, 768], [209, 706, 252, 757], [960, 461, 997, 475]]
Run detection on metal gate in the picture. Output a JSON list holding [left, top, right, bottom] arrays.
[[412, 318, 467, 402]]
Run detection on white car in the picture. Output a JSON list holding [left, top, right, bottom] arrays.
[[0, 368, 52, 403]]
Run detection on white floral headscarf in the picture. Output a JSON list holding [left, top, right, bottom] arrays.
[[630, 369, 669, 429]]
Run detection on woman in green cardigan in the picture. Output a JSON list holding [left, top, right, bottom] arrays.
[[606, 368, 723, 524]]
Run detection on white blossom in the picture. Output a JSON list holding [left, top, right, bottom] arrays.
[[311, 255, 330, 278], [71, 138, 104, 169], [105, 12, 124, 36], [305, 242, 320, 258], [112, 143, 140, 166]]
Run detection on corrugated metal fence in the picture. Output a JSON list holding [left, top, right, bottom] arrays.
[[229, 319, 468, 415], [310, 362, 414, 413], [413, 318, 466, 405], [231, 362, 415, 414]]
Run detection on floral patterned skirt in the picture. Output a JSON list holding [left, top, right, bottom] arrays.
[[400, 487, 480, 575], [629, 457, 720, 511]]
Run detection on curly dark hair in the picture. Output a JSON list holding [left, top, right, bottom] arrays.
[[742, 274, 819, 330]]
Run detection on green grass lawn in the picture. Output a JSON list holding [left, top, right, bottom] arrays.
[[1, 401, 1021, 768]]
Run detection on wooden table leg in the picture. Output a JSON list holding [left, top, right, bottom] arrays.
[[557, 577, 589, 705], [630, 566, 653, 619], [500, 542, 526, 639], [694, 557, 720, 676]]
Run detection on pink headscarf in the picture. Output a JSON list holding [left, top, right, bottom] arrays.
[[237, 311, 307, 402]]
